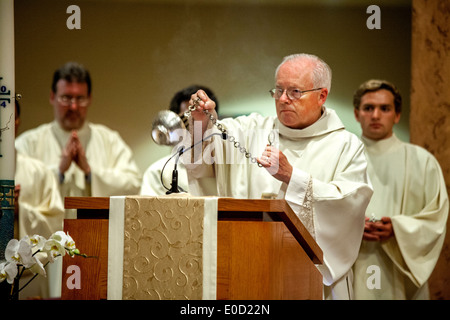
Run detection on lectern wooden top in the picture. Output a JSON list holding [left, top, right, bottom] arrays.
[[64, 196, 323, 264]]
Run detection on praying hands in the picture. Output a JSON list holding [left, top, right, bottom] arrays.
[[363, 216, 394, 241], [59, 130, 91, 176]]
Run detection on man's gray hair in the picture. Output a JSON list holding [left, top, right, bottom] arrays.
[[275, 53, 332, 93]]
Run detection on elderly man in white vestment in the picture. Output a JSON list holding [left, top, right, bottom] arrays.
[[140, 85, 219, 195], [183, 53, 373, 299], [15, 62, 141, 218], [352, 79, 449, 299], [14, 100, 65, 299]]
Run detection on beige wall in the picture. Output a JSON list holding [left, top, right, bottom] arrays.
[[14, 0, 411, 174]]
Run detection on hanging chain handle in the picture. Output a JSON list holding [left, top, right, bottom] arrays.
[[184, 97, 263, 167]]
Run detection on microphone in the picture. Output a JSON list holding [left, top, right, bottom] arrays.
[[162, 132, 227, 194], [165, 146, 185, 194]]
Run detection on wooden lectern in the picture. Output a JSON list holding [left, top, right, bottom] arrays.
[[61, 197, 323, 300]]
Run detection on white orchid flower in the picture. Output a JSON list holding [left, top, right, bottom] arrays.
[[43, 238, 66, 263], [50, 231, 68, 243], [64, 232, 79, 256], [51, 231, 75, 248], [48, 231, 78, 256], [0, 261, 18, 284], [3, 231, 87, 299], [64, 232, 76, 251], [5, 238, 35, 268], [28, 256, 46, 277], [29, 235, 47, 251]]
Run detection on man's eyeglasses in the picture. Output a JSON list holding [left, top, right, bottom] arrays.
[[57, 95, 90, 107], [269, 87, 323, 100]]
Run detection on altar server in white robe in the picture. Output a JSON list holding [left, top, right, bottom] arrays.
[[15, 153, 64, 238], [14, 100, 65, 299], [140, 85, 219, 196], [14, 100, 64, 239], [16, 62, 141, 218], [183, 53, 373, 299], [352, 79, 448, 299], [15, 152, 66, 299]]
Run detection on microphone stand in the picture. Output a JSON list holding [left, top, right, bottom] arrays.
[[166, 146, 184, 194], [163, 132, 227, 194]]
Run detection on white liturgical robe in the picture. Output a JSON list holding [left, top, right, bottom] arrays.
[[184, 108, 373, 300], [15, 152, 64, 239], [15, 152, 65, 299], [353, 134, 448, 300], [15, 121, 141, 215]]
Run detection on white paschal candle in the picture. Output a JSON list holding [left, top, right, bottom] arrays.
[[0, 0, 15, 260]]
